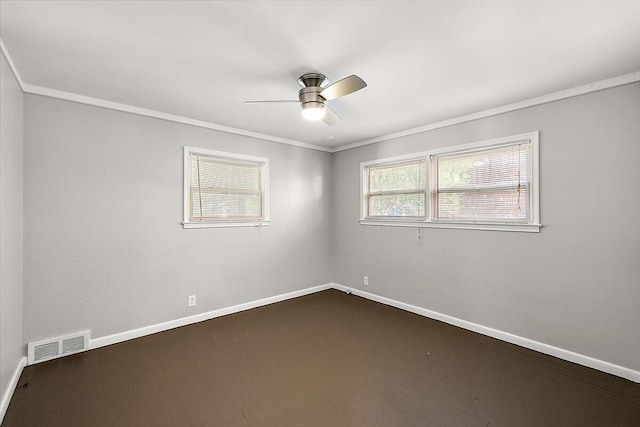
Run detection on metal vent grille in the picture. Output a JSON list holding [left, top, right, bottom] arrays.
[[28, 330, 90, 364], [34, 341, 59, 362], [62, 336, 85, 354]]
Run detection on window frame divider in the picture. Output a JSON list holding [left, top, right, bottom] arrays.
[[360, 131, 540, 232]]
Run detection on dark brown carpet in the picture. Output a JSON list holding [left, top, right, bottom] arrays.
[[4, 289, 640, 426]]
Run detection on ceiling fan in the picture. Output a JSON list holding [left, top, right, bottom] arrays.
[[245, 73, 367, 126]]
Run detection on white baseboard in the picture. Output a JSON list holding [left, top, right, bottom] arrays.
[[90, 283, 332, 350], [20, 282, 639, 387], [4, 281, 634, 425], [0, 356, 27, 424], [330, 283, 640, 383]]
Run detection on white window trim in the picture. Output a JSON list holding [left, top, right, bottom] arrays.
[[360, 152, 428, 221], [183, 146, 270, 229], [360, 132, 541, 233]]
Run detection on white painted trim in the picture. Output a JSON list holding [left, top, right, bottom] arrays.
[[359, 220, 541, 233], [21, 84, 333, 153], [334, 72, 640, 152], [359, 132, 541, 232], [90, 284, 332, 350], [0, 39, 25, 90], [21, 72, 640, 155], [360, 153, 428, 222], [182, 220, 270, 229], [182, 146, 270, 227], [330, 283, 640, 383], [3, 31, 638, 155], [11, 281, 638, 395], [360, 152, 428, 168], [27, 330, 91, 365], [2, 36, 328, 152], [425, 131, 537, 157], [0, 356, 27, 424]]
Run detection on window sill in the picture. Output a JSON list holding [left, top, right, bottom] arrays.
[[183, 220, 270, 229], [359, 219, 541, 233]]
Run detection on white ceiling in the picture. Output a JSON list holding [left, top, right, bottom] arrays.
[[1, 1, 639, 150]]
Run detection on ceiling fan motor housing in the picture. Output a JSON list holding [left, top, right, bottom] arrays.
[[297, 73, 329, 89], [298, 73, 329, 113]]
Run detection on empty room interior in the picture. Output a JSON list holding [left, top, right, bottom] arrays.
[[1, 1, 640, 426]]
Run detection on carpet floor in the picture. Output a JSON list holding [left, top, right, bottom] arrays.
[[3, 289, 640, 426]]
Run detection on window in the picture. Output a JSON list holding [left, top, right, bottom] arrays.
[[431, 142, 531, 222], [361, 132, 540, 232], [362, 157, 427, 219], [183, 147, 269, 228]]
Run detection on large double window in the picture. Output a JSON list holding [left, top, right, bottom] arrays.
[[183, 147, 269, 228], [361, 132, 540, 232]]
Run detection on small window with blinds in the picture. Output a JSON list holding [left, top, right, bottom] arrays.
[[363, 158, 427, 219], [360, 132, 540, 232], [183, 147, 269, 228]]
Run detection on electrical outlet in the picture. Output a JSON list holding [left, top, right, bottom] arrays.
[[188, 295, 196, 307], [363, 276, 369, 286]]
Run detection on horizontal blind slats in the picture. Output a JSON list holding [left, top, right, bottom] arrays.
[[189, 153, 263, 221], [436, 183, 530, 193], [369, 159, 426, 193], [437, 190, 528, 220], [434, 143, 530, 221], [191, 155, 260, 192], [365, 158, 427, 218]]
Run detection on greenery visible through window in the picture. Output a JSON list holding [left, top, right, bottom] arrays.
[[364, 159, 427, 219], [360, 132, 540, 232]]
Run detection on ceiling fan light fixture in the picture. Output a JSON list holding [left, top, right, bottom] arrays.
[[301, 102, 326, 121], [246, 72, 366, 126]]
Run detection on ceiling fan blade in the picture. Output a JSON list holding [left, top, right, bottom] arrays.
[[320, 75, 367, 100], [322, 107, 341, 126], [245, 100, 299, 104]]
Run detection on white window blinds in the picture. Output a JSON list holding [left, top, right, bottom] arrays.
[[184, 147, 269, 227], [365, 159, 427, 218], [360, 132, 540, 232], [431, 142, 531, 222]]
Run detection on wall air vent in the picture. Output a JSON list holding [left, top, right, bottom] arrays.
[[27, 330, 90, 364]]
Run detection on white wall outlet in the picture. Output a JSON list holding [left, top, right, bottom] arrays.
[[363, 276, 369, 286], [188, 295, 196, 307]]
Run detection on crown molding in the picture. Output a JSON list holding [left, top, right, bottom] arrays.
[[21, 84, 333, 153], [1, 36, 330, 153], [26, 71, 638, 155], [0, 39, 25, 90], [3, 37, 638, 154], [333, 71, 640, 153]]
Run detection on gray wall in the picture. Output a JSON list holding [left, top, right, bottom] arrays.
[[333, 83, 640, 372], [23, 95, 333, 343], [11, 78, 640, 379], [1, 53, 24, 402]]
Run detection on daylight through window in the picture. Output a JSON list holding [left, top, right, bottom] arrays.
[[432, 143, 530, 222], [364, 159, 427, 219], [360, 132, 540, 232], [183, 147, 269, 228]]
